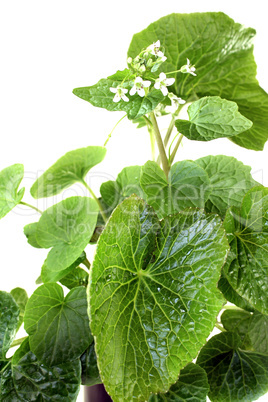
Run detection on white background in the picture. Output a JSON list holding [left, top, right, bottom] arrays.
[[0, 1, 267, 401]]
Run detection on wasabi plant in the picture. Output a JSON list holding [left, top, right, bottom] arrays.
[[0, 11, 268, 402]]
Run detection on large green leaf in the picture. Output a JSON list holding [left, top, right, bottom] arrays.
[[148, 363, 209, 402], [36, 196, 98, 278], [223, 187, 268, 314], [175, 96, 252, 142], [80, 340, 101, 386], [89, 195, 229, 401], [140, 160, 210, 219], [221, 309, 268, 355], [0, 291, 20, 359], [100, 165, 144, 209], [197, 331, 268, 402], [24, 284, 92, 366], [195, 155, 257, 216], [0, 338, 81, 401], [73, 69, 165, 120], [30, 146, 106, 199], [0, 164, 24, 220], [10, 288, 28, 331], [128, 12, 268, 150], [23, 222, 42, 248]]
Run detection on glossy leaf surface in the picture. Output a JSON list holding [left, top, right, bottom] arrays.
[[36, 197, 98, 278], [89, 195, 228, 401], [148, 363, 209, 402], [30, 146, 106, 198], [128, 12, 268, 150], [195, 155, 257, 216], [141, 160, 210, 219], [0, 338, 81, 401], [197, 331, 268, 402], [175, 96, 252, 141], [223, 187, 268, 314], [80, 340, 101, 386], [60, 266, 88, 289], [0, 164, 24, 220], [24, 284, 92, 366]]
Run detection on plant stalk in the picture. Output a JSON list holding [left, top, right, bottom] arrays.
[[19, 201, 42, 214], [149, 112, 170, 180], [81, 180, 108, 223], [10, 336, 28, 348], [170, 134, 184, 164]]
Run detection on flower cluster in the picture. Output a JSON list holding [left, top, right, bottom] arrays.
[[109, 40, 196, 104]]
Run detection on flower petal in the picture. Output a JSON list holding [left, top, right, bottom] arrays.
[[161, 87, 168, 96], [129, 87, 136, 96], [137, 88, 145, 97], [110, 87, 117, 94]]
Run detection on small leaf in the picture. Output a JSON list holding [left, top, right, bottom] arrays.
[[197, 331, 268, 402], [0, 164, 25, 220], [0, 291, 20, 359], [80, 340, 102, 386], [23, 222, 42, 248], [30, 146, 106, 199], [175, 97, 252, 141], [24, 284, 92, 366], [10, 288, 28, 331], [140, 160, 211, 218], [223, 187, 268, 314], [36, 196, 98, 278], [148, 363, 209, 402], [0, 338, 81, 401], [195, 155, 257, 216], [73, 69, 165, 120], [100, 165, 144, 209], [60, 266, 88, 290], [89, 195, 229, 401]]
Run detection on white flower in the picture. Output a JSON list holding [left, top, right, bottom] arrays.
[[180, 58, 196, 76], [110, 86, 129, 102], [146, 40, 165, 58], [154, 72, 175, 96], [129, 77, 151, 97], [168, 93, 186, 105]]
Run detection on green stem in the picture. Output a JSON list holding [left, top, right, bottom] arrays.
[[10, 336, 28, 348], [81, 179, 108, 223], [149, 112, 170, 180], [215, 323, 225, 332], [170, 134, 184, 165], [222, 305, 243, 311], [19, 201, 42, 214], [103, 114, 127, 146], [83, 258, 91, 270]]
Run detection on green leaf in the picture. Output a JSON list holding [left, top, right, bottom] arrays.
[[100, 165, 144, 209], [195, 155, 257, 216], [221, 309, 268, 355], [0, 164, 24, 220], [60, 266, 88, 290], [197, 331, 268, 402], [89, 195, 229, 401], [80, 340, 101, 386], [10, 288, 28, 331], [41, 251, 87, 284], [223, 187, 268, 314], [24, 284, 92, 366], [23, 222, 42, 248], [73, 69, 165, 120], [0, 338, 81, 401], [36, 196, 98, 279], [148, 363, 209, 402], [140, 160, 211, 219], [175, 96, 252, 141], [0, 292, 20, 359], [128, 12, 268, 150], [30, 146, 106, 199]]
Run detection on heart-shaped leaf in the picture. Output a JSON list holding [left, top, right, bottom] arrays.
[[89, 195, 229, 401], [24, 284, 92, 366], [128, 12, 268, 150], [195, 155, 257, 216], [222, 187, 268, 314], [0, 164, 25, 220], [148, 363, 209, 402], [175, 96, 252, 141], [0, 338, 81, 401], [140, 160, 211, 218], [197, 331, 268, 402], [0, 291, 20, 359], [73, 69, 165, 120], [30, 146, 106, 199], [35, 196, 98, 279]]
